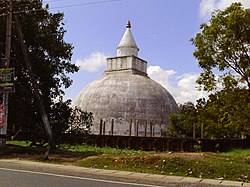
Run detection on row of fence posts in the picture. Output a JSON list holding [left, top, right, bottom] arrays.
[[99, 119, 113, 136], [99, 119, 163, 137]]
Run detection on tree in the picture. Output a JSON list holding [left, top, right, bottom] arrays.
[[50, 100, 72, 144], [50, 103, 93, 145], [168, 88, 250, 139], [203, 89, 250, 138], [66, 107, 93, 144], [0, 0, 79, 144], [168, 102, 197, 138], [190, 2, 250, 139], [191, 3, 250, 91]]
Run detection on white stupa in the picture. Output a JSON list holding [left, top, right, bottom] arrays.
[[74, 21, 178, 136]]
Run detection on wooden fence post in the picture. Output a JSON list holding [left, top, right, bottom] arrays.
[[144, 121, 147, 137], [111, 119, 114, 136], [129, 119, 132, 136], [136, 120, 139, 137], [134, 120, 136, 136], [103, 121, 105, 135], [99, 119, 103, 135], [150, 122, 153, 137]]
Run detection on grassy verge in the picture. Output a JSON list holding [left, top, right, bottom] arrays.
[[1, 141, 250, 182]]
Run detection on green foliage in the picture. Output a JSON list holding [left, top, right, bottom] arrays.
[[48, 103, 93, 145], [168, 89, 250, 138], [193, 145, 202, 152], [203, 88, 250, 138], [191, 3, 250, 91], [0, 1, 79, 139], [68, 107, 93, 134], [168, 102, 197, 138], [182, 3, 250, 139], [50, 100, 72, 144], [64, 107, 93, 144]]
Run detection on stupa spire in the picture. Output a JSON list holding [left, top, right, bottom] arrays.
[[117, 20, 139, 57], [126, 20, 131, 28]]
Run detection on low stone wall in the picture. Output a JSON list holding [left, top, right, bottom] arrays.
[[85, 135, 250, 152], [8, 131, 250, 152]]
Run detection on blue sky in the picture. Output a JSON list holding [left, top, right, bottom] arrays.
[[46, 0, 250, 104]]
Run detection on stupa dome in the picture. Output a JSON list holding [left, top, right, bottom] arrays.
[[74, 21, 178, 136]]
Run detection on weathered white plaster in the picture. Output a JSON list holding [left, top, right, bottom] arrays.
[[106, 56, 147, 75], [116, 21, 139, 57]]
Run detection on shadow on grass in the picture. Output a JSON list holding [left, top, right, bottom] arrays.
[[0, 144, 100, 163]]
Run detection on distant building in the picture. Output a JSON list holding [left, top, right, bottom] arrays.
[[74, 21, 178, 136]]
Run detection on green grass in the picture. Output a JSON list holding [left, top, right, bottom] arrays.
[[59, 144, 144, 154], [6, 140, 31, 147], [220, 148, 250, 157], [6, 141, 145, 156], [74, 152, 250, 182], [1, 141, 250, 182]]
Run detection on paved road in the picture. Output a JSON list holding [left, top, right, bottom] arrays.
[[0, 167, 159, 187]]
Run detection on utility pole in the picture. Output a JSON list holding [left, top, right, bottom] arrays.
[[14, 15, 55, 148], [0, 0, 13, 146]]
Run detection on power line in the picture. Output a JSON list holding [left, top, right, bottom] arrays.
[[0, 0, 58, 13], [0, 0, 60, 12], [49, 0, 122, 9], [43, 0, 62, 3], [1, 0, 61, 1], [0, 0, 124, 17]]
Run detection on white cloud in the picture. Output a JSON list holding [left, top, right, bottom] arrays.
[[200, 0, 250, 20], [200, 0, 216, 19], [176, 74, 208, 103], [147, 66, 208, 104], [75, 52, 109, 72]]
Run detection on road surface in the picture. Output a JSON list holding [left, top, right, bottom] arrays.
[[0, 167, 160, 187]]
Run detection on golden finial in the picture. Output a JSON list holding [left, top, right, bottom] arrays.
[[126, 20, 131, 28]]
